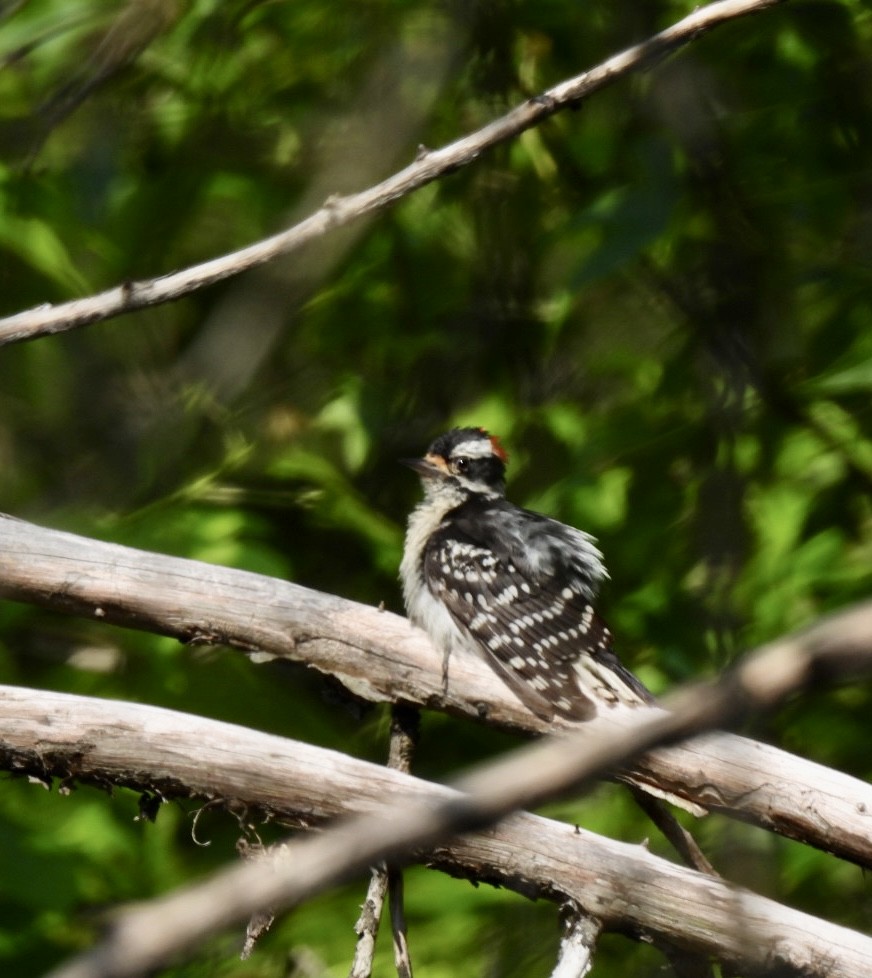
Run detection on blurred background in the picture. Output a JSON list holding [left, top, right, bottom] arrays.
[[1, 0, 871, 974]]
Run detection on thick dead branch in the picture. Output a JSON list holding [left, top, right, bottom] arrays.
[[1, 513, 871, 868], [3, 684, 866, 978], [0, 0, 786, 347]]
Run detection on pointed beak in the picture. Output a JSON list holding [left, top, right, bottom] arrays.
[[400, 453, 448, 479]]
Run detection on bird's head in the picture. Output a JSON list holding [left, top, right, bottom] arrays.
[[403, 426, 509, 500]]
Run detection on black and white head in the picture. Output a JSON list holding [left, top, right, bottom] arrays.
[[403, 426, 509, 502]]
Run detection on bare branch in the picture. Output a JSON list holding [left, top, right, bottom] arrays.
[[629, 786, 717, 877], [348, 707, 420, 978], [12, 655, 871, 978], [349, 877, 387, 978], [386, 708, 419, 978], [387, 868, 412, 978], [1, 513, 871, 869], [0, 0, 786, 347], [550, 909, 601, 978]]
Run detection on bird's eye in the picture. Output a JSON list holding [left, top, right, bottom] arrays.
[[453, 456, 470, 474]]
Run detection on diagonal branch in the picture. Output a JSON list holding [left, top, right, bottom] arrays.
[[0, 0, 787, 347], [1, 512, 871, 868]]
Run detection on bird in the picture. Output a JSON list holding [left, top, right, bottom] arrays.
[[400, 426, 652, 722]]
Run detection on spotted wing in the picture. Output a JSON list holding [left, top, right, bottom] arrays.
[[422, 534, 650, 722]]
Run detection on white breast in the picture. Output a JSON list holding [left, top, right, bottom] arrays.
[[400, 498, 473, 658]]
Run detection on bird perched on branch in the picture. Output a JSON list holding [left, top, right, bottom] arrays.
[[400, 426, 652, 722]]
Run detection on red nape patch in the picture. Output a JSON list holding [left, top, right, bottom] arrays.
[[487, 432, 509, 465]]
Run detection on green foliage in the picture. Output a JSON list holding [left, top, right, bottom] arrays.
[[1, 0, 872, 974]]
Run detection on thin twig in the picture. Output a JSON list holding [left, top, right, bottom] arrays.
[[386, 707, 419, 978], [387, 706, 420, 772], [349, 706, 420, 978], [239, 836, 277, 959], [387, 868, 413, 978], [349, 870, 388, 978], [629, 788, 717, 877], [550, 906, 601, 978], [0, 0, 786, 347]]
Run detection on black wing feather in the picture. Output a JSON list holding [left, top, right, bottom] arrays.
[[423, 499, 651, 721]]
